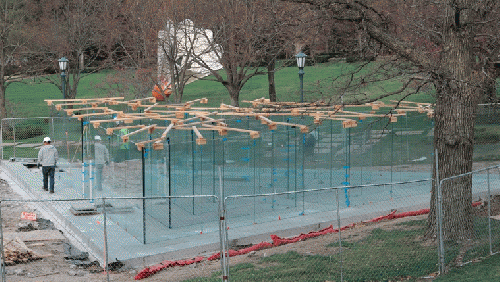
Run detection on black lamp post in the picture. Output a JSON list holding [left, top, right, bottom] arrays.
[[58, 57, 69, 99], [295, 52, 307, 103]]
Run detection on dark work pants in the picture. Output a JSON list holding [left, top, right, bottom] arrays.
[[42, 166, 55, 192], [95, 164, 104, 191]]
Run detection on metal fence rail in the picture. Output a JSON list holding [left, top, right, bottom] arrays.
[[0, 173, 499, 281], [437, 164, 500, 274]]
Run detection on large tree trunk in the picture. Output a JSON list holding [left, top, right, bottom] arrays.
[[268, 59, 277, 102], [427, 78, 479, 241], [427, 0, 483, 241], [0, 85, 6, 120], [229, 91, 239, 107]]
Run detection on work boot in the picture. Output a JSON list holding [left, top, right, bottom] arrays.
[[43, 187, 48, 191]]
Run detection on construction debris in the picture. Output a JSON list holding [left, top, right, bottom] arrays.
[[3, 238, 47, 266]]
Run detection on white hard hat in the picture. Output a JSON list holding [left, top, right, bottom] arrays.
[[43, 137, 51, 142], [95, 135, 101, 141]]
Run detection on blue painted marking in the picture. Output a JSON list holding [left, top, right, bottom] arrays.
[[241, 147, 250, 150], [343, 166, 350, 169], [241, 158, 250, 162], [83, 121, 89, 125], [344, 187, 350, 207], [236, 120, 241, 123], [342, 181, 350, 186], [223, 137, 227, 141], [273, 179, 277, 182], [283, 158, 289, 161], [345, 174, 350, 178]]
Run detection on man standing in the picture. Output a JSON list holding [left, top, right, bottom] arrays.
[[38, 137, 58, 193], [94, 135, 109, 191]]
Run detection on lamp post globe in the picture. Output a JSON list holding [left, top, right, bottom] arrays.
[[295, 52, 307, 103], [58, 57, 69, 100]]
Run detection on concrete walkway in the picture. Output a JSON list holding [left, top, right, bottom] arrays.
[[1, 159, 495, 268]]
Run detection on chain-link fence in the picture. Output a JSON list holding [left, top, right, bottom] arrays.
[[1, 103, 500, 280], [221, 179, 434, 282], [1, 166, 500, 281], [0, 178, 436, 282], [0, 195, 219, 282], [437, 164, 500, 274]]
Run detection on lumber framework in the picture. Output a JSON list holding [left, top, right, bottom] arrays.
[[45, 97, 434, 151]]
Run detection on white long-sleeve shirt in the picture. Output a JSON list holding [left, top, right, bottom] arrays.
[[38, 144, 58, 166], [94, 142, 109, 165]]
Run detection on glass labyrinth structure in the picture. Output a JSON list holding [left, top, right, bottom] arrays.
[[2, 97, 437, 244]]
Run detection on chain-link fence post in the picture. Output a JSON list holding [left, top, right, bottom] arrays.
[[436, 149, 445, 274], [1, 119, 3, 161], [103, 197, 110, 282], [218, 167, 229, 282], [12, 122, 16, 159], [336, 188, 343, 282], [0, 200, 4, 282], [487, 168, 493, 255]]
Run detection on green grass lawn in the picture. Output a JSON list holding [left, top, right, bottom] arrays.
[[435, 254, 500, 282], [179, 217, 500, 282], [182, 219, 438, 282], [182, 61, 434, 107], [6, 71, 114, 118], [5, 61, 435, 118]]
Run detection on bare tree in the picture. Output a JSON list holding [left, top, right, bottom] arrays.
[[155, 0, 210, 103], [190, 0, 298, 106], [0, 0, 41, 119], [284, 0, 500, 241], [33, 0, 118, 101]]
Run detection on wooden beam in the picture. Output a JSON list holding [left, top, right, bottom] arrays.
[[121, 124, 156, 142], [274, 122, 309, 133], [144, 103, 158, 113], [73, 112, 115, 121], [342, 119, 358, 128], [201, 124, 260, 138], [135, 137, 164, 151], [192, 126, 206, 145], [161, 123, 174, 139], [106, 125, 145, 135]]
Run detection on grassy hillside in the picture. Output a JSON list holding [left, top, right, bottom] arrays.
[[6, 61, 434, 118], [6, 71, 113, 118]]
